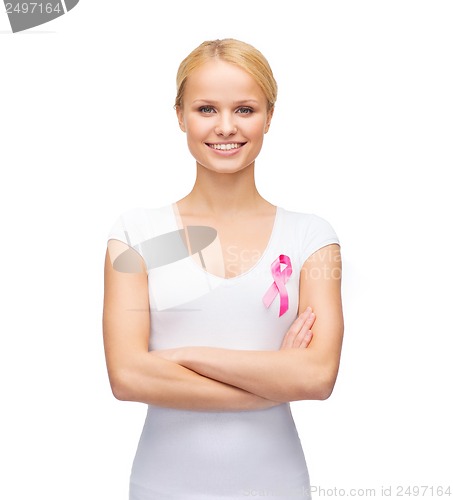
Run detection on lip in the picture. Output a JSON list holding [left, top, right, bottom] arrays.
[[204, 142, 246, 156]]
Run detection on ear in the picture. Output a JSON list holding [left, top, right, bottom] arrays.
[[175, 105, 186, 133], [264, 106, 274, 134]]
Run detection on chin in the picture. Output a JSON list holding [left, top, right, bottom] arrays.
[[194, 154, 257, 174], [199, 161, 254, 175]]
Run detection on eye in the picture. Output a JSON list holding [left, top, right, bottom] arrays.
[[236, 107, 253, 115], [199, 106, 215, 114]]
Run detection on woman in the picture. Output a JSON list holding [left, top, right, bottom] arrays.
[[103, 38, 344, 500]]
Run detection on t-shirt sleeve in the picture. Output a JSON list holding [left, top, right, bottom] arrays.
[[106, 205, 181, 274], [299, 214, 340, 267], [106, 207, 151, 249], [106, 208, 149, 272], [107, 210, 133, 247]]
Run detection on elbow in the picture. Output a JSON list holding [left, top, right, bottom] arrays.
[[109, 369, 135, 402], [295, 369, 338, 402], [111, 382, 129, 402], [315, 380, 335, 401], [315, 371, 339, 400]]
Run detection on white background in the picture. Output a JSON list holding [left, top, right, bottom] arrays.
[[1, 1, 452, 499]]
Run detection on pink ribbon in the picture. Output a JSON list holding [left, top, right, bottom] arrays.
[[262, 254, 292, 317]]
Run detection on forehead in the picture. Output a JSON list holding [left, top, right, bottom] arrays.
[[184, 59, 266, 104]]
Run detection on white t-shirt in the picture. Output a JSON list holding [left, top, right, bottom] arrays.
[[107, 203, 340, 500]]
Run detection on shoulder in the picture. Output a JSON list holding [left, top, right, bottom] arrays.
[[280, 207, 338, 237], [109, 204, 171, 226], [278, 207, 340, 265], [106, 204, 176, 257]]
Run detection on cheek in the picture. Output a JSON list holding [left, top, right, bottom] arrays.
[[247, 116, 268, 137], [186, 118, 211, 141]]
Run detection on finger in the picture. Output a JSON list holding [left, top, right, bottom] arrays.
[[293, 312, 316, 348], [280, 307, 314, 349], [280, 308, 309, 349], [280, 307, 312, 348], [299, 329, 313, 349]]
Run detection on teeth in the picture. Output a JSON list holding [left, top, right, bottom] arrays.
[[209, 143, 242, 150]]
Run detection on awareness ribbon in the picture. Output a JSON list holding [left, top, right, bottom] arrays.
[[262, 254, 292, 317]]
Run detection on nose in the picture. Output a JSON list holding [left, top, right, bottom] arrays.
[[214, 112, 237, 137]]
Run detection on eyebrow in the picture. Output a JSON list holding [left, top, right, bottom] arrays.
[[192, 99, 260, 105]]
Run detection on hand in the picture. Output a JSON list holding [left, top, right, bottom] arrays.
[[280, 307, 316, 350]]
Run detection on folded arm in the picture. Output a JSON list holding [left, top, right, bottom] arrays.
[[154, 244, 344, 403], [102, 239, 281, 411]]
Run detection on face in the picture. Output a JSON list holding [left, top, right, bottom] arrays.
[[176, 59, 273, 175]]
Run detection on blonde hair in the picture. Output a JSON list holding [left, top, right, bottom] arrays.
[[175, 38, 278, 111]]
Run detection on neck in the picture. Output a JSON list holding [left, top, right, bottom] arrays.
[[178, 161, 272, 217]]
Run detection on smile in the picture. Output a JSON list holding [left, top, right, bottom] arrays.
[[206, 142, 246, 151]]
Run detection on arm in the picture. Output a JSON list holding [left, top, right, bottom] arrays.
[[156, 244, 344, 403], [102, 239, 281, 411]]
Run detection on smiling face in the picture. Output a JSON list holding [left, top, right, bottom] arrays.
[[176, 59, 273, 175]]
